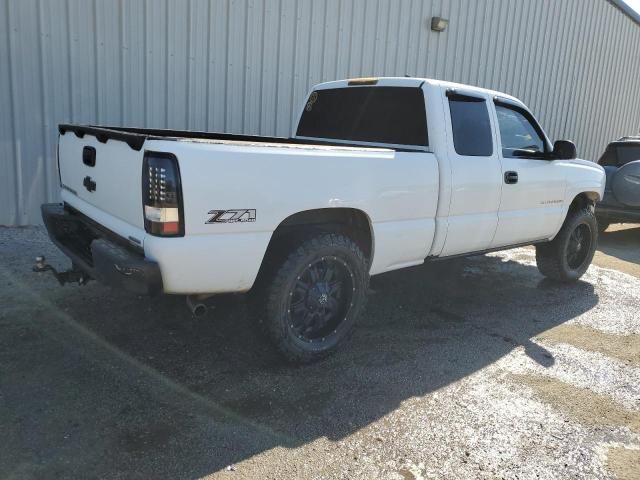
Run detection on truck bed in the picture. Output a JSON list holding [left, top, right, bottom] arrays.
[[58, 124, 404, 153]]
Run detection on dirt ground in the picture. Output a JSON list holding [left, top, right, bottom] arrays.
[[594, 224, 640, 278], [1, 224, 639, 479]]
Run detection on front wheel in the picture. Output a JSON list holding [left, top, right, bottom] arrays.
[[255, 233, 369, 364], [536, 207, 598, 282]]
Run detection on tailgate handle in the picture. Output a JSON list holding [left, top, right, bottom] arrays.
[[83, 146, 96, 167]]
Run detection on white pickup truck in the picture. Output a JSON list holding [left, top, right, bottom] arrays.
[[39, 77, 605, 363]]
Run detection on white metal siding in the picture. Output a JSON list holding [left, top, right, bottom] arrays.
[[1, 0, 639, 225]]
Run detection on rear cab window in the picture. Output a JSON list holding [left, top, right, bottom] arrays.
[[296, 86, 428, 148]]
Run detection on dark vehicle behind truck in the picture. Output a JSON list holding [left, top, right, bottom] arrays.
[[596, 136, 640, 231]]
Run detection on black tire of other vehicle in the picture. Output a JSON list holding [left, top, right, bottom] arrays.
[[597, 219, 610, 233], [255, 233, 369, 364], [536, 208, 598, 282]]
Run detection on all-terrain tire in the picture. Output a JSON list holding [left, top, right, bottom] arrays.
[[252, 233, 369, 364], [536, 207, 598, 282]]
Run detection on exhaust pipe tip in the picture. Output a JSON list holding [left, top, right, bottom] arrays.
[[192, 303, 207, 317], [186, 296, 208, 317]]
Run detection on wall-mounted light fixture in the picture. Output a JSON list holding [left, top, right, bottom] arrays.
[[431, 16, 449, 32]]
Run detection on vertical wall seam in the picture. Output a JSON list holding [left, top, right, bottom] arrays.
[[414, 0, 426, 75], [186, 0, 191, 128], [164, 0, 169, 127], [205, 0, 212, 131], [143, 0, 148, 125], [320, 0, 328, 81], [65, 0, 74, 122], [242, 0, 248, 132], [382, 0, 390, 75], [359, 0, 367, 74], [224, 0, 229, 131], [36, 0, 51, 202], [333, 0, 341, 78], [118, 0, 124, 125], [258, 0, 266, 133], [92, 0, 99, 122], [347, 0, 354, 75], [272, 0, 281, 135], [308, 0, 316, 85], [5, 0, 18, 224], [288, 0, 299, 129]]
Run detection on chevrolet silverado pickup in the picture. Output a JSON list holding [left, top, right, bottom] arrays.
[[38, 77, 605, 363]]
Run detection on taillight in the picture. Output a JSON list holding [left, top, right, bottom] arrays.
[[142, 152, 184, 236]]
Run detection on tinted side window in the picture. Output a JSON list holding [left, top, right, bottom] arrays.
[[616, 145, 640, 166], [495, 105, 545, 157], [296, 86, 428, 147], [598, 146, 617, 166], [448, 96, 493, 156]]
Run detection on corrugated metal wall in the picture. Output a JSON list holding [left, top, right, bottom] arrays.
[[1, 0, 639, 225]]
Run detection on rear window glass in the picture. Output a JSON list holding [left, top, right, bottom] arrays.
[[616, 145, 640, 166], [448, 96, 493, 156], [296, 86, 428, 147]]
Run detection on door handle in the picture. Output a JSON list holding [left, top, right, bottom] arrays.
[[504, 171, 518, 184]]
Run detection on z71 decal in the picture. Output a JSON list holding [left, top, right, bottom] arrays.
[[206, 209, 256, 224]]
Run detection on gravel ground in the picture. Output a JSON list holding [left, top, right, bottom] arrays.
[[1, 225, 639, 480]]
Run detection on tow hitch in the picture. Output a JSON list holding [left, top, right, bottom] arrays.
[[33, 256, 90, 286]]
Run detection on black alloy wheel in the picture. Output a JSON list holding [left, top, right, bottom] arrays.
[[566, 223, 592, 270], [288, 256, 355, 343]]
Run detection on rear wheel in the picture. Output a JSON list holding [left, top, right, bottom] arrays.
[[536, 207, 597, 282], [254, 233, 369, 363]]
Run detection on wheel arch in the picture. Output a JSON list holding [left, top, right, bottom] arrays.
[[568, 191, 599, 214], [254, 208, 375, 286], [548, 191, 599, 241]]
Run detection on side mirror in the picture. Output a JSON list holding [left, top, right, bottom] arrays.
[[553, 140, 577, 160]]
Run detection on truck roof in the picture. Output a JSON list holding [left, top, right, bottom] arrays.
[[313, 77, 524, 107]]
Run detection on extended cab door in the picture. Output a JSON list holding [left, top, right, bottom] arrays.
[[490, 100, 566, 247], [438, 89, 502, 257]]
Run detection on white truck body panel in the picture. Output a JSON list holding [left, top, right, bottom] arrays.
[[58, 134, 145, 230], [140, 138, 439, 292], [54, 77, 605, 294], [437, 85, 504, 257]]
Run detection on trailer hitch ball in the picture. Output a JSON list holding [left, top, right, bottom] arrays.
[[33, 255, 89, 286], [34, 256, 48, 272]]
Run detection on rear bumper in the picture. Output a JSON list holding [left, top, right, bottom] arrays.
[[41, 203, 163, 294]]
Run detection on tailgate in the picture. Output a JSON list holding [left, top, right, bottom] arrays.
[[58, 129, 145, 230]]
